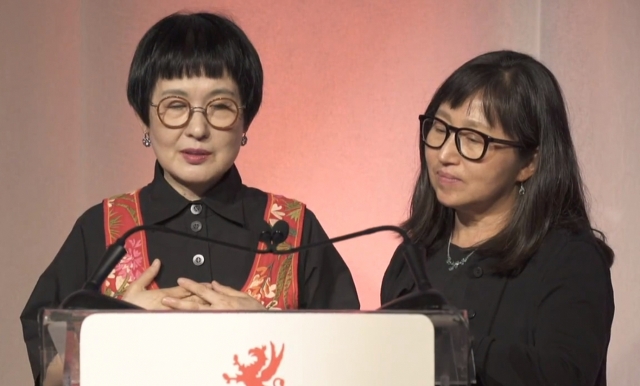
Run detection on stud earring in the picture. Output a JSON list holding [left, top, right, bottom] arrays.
[[240, 133, 248, 146], [142, 132, 151, 147]]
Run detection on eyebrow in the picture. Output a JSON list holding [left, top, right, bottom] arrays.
[[160, 88, 239, 99], [435, 109, 490, 130]]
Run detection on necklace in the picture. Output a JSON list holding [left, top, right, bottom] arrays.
[[446, 233, 477, 271]]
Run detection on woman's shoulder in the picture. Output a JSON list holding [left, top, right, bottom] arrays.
[[539, 227, 608, 256], [380, 242, 420, 304], [73, 202, 105, 228], [73, 189, 144, 230], [530, 227, 612, 275], [241, 185, 308, 206], [240, 185, 318, 218]]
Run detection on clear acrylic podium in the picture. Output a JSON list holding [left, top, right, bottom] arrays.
[[40, 308, 475, 386]]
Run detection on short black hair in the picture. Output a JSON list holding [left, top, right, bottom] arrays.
[[404, 50, 614, 273], [127, 12, 263, 128]]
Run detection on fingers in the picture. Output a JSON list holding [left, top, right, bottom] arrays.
[[211, 280, 245, 297], [127, 259, 161, 293], [130, 277, 260, 311], [161, 286, 192, 298], [161, 297, 204, 311], [173, 278, 266, 311], [162, 294, 231, 310], [175, 283, 212, 303], [184, 294, 211, 305], [163, 293, 266, 311], [176, 278, 223, 305]]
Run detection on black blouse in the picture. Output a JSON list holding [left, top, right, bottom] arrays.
[[20, 162, 360, 381], [381, 229, 614, 386]]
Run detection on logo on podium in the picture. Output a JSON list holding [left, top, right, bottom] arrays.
[[223, 341, 285, 386]]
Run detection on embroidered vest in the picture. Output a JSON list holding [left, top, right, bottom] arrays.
[[100, 190, 305, 310]]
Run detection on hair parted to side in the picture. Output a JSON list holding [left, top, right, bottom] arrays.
[[404, 50, 613, 274], [127, 11, 263, 128]]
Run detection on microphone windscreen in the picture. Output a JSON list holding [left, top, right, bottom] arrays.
[[271, 220, 290, 246], [258, 221, 273, 244]]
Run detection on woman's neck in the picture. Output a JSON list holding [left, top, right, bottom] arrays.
[[452, 209, 511, 248], [175, 186, 202, 201], [163, 173, 221, 202]]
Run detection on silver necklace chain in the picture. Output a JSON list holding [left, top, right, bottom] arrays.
[[446, 233, 477, 271]]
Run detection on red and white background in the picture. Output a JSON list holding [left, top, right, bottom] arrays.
[[1, 1, 638, 384]]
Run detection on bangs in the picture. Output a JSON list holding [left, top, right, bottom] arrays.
[[149, 18, 235, 81], [128, 12, 264, 127], [432, 67, 522, 141]]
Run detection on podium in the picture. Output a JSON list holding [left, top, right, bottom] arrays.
[[40, 308, 475, 385]]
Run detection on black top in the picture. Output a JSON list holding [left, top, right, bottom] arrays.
[[21, 162, 360, 381], [381, 229, 614, 386]]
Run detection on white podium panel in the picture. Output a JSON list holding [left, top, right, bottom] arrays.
[[79, 312, 435, 386]]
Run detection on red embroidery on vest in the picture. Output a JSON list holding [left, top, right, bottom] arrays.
[[100, 191, 305, 309], [101, 190, 157, 298], [241, 194, 305, 310]]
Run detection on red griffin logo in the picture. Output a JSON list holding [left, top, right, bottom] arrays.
[[222, 342, 285, 386]]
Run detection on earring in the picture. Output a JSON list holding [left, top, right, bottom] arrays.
[[240, 133, 248, 146], [142, 132, 151, 147], [518, 182, 525, 196]]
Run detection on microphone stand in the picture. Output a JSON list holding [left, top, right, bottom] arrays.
[[59, 223, 445, 311]]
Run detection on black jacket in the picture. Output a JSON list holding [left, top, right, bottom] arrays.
[[381, 229, 614, 386], [21, 163, 360, 382]]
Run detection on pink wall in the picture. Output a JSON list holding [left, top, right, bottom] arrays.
[[234, 1, 538, 308], [77, 0, 539, 309], [1, 1, 638, 385]]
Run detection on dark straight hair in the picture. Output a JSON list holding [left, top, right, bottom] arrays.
[[127, 12, 263, 128], [403, 50, 614, 273]]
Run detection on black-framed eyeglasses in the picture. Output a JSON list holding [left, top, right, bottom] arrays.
[[420, 115, 523, 161], [150, 96, 245, 130]]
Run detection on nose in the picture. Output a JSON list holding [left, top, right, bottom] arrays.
[[437, 133, 460, 164], [184, 108, 210, 140]]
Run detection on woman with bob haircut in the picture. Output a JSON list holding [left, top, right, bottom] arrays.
[[381, 50, 614, 385], [21, 11, 359, 385]]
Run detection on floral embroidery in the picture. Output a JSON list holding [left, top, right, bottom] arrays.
[[245, 266, 277, 302], [101, 191, 305, 309], [113, 239, 145, 279], [241, 194, 305, 310], [268, 203, 285, 226], [101, 190, 155, 298]]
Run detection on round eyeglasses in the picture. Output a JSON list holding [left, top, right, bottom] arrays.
[[150, 96, 245, 130], [420, 115, 523, 160]]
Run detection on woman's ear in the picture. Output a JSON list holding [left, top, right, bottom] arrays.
[[138, 119, 149, 136], [517, 148, 538, 182]]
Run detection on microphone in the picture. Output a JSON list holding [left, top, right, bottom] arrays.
[[60, 220, 444, 311], [258, 220, 288, 252], [269, 220, 289, 248]]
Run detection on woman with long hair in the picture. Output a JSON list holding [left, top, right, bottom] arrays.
[[381, 50, 614, 385]]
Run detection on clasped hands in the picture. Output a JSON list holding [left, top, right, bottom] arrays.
[[121, 259, 266, 311]]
